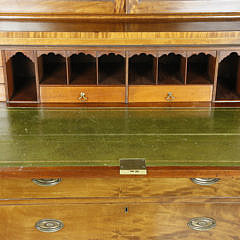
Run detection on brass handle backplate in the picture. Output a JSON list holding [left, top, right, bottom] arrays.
[[78, 92, 88, 102], [165, 92, 175, 102], [188, 217, 216, 231], [32, 178, 62, 186], [190, 178, 220, 186], [35, 219, 64, 233]]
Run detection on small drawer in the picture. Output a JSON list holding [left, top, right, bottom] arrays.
[[40, 86, 126, 103], [0, 84, 6, 101], [0, 177, 124, 199], [0, 202, 239, 240], [128, 85, 213, 102], [0, 68, 4, 83]]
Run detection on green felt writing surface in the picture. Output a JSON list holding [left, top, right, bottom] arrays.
[[0, 107, 240, 167]]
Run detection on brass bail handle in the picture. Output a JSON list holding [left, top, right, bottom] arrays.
[[32, 178, 62, 186], [165, 92, 175, 102], [78, 92, 88, 102]]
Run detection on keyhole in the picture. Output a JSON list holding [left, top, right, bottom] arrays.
[[125, 207, 128, 213]]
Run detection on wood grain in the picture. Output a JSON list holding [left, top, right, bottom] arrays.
[[1, 177, 240, 199], [127, 0, 240, 14], [0, 0, 121, 14], [40, 86, 126, 103], [1, 166, 240, 178], [0, 84, 6, 101], [0, 202, 240, 240], [0, 51, 2, 66], [1, 31, 240, 46], [0, 68, 4, 83], [128, 85, 213, 102]]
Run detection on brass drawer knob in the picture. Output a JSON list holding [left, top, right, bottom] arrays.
[[32, 178, 62, 186], [188, 217, 216, 231], [190, 178, 220, 186], [165, 92, 175, 102], [35, 219, 64, 233], [78, 92, 88, 102]]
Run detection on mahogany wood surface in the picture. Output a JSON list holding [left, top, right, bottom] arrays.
[[128, 85, 213, 102], [1, 177, 240, 199], [0, 202, 240, 240], [0, 166, 240, 178], [127, 0, 240, 14], [0, 0, 125, 15], [40, 86, 126, 103]]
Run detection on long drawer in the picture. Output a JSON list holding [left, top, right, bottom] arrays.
[[0, 177, 239, 199], [129, 85, 213, 102], [40, 86, 126, 103], [0, 202, 239, 240]]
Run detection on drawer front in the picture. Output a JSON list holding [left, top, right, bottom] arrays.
[[0, 177, 124, 199], [0, 84, 6, 101], [129, 85, 213, 102], [0, 68, 4, 83], [0, 202, 239, 240], [40, 86, 126, 103], [1, 177, 240, 200], [0, 0, 123, 14], [127, 0, 240, 14]]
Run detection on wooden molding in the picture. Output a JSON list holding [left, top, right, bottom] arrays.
[[1, 166, 240, 178], [187, 51, 217, 58], [158, 51, 186, 58], [97, 51, 125, 57], [37, 50, 66, 57], [4, 50, 35, 62], [218, 50, 240, 62], [128, 51, 158, 58], [66, 50, 97, 58]]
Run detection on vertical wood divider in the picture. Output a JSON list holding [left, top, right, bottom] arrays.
[[236, 56, 240, 95], [66, 53, 70, 85], [184, 56, 188, 85], [2, 51, 9, 102], [212, 52, 220, 101], [155, 56, 159, 85], [96, 55, 99, 85], [34, 50, 40, 103], [125, 51, 129, 104]]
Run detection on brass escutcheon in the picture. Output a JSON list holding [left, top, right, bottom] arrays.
[[35, 219, 64, 233], [78, 92, 88, 102], [188, 217, 216, 231], [165, 92, 175, 102]]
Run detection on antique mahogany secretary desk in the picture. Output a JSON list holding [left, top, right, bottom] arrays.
[[1, 0, 240, 239]]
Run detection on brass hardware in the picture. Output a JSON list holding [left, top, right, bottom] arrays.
[[78, 92, 88, 102], [188, 217, 216, 231], [120, 158, 147, 175], [190, 178, 220, 186], [35, 219, 64, 233], [32, 178, 62, 186], [165, 92, 175, 102]]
